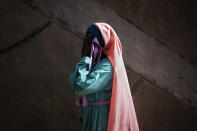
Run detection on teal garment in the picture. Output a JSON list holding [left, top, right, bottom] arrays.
[[69, 56, 113, 131]]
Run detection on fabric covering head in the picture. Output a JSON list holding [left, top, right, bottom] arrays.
[[87, 24, 105, 47], [88, 23, 139, 131]]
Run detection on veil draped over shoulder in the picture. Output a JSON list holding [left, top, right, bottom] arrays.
[[95, 23, 139, 131]]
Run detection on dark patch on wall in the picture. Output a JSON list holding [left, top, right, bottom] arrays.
[[0, 21, 51, 56]]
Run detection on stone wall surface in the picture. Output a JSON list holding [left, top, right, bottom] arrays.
[[0, 20, 83, 130], [0, 0, 49, 52], [25, 0, 197, 108], [103, 0, 197, 64], [127, 69, 197, 131], [0, 0, 196, 131]]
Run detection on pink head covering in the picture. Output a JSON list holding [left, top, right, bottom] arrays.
[[94, 23, 139, 131]]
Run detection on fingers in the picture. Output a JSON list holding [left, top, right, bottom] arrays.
[[82, 32, 94, 57]]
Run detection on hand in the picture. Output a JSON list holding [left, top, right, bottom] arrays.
[[75, 96, 82, 106], [82, 31, 93, 57], [82, 41, 91, 57]]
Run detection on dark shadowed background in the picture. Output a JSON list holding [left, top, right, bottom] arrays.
[[0, 0, 197, 131]]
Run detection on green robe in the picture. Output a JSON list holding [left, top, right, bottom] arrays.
[[69, 56, 113, 131]]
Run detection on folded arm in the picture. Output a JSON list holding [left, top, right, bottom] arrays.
[[69, 56, 113, 95]]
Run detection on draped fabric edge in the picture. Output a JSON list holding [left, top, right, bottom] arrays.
[[94, 23, 139, 131]]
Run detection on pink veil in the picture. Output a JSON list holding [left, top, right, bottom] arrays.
[[95, 23, 139, 131]]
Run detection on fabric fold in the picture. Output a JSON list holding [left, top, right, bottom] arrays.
[[95, 23, 139, 131]]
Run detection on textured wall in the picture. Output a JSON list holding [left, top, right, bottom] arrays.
[[0, 0, 196, 131], [24, 0, 197, 108], [103, 0, 197, 64]]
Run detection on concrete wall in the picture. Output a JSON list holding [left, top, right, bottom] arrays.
[[0, 0, 196, 131], [103, 0, 197, 64]]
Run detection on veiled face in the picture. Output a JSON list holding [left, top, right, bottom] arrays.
[[82, 31, 94, 57]]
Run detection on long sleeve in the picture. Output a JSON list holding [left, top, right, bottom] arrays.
[[69, 56, 113, 95]]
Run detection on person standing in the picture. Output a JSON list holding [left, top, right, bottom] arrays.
[[69, 23, 139, 131]]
